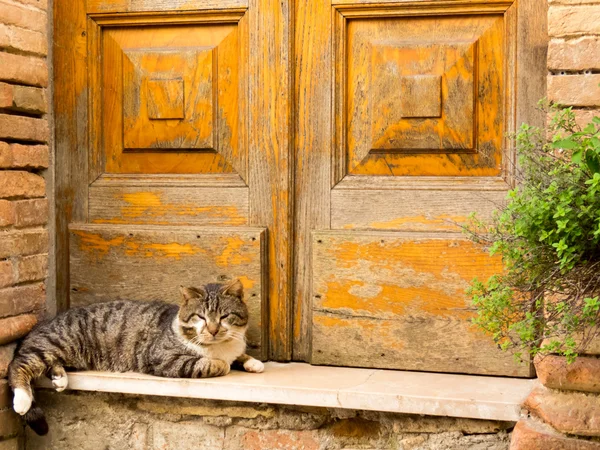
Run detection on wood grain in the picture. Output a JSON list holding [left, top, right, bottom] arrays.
[[89, 186, 249, 226], [70, 224, 267, 360], [102, 23, 245, 176], [332, 189, 506, 231], [248, 0, 293, 361], [292, 0, 332, 361], [87, 0, 248, 14], [54, 0, 89, 312], [345, 14, 504, 177], [311, 231, 531, 377]]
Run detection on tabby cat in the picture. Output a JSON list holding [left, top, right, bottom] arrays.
[[8, 279, 263, 435]]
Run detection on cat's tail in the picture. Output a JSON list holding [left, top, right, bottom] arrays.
[[23, 402, 48, 436], [8, 354, 50, 436]]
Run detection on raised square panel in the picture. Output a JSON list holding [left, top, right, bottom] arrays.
[[123, 48, 215, 150], [400, 75, 442, 118], [343, 14, 505, 177], [147, 79, 185, 120], [99, 18, 248, 177]]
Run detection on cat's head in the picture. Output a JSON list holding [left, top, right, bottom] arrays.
[[176, 279, 249, 345]]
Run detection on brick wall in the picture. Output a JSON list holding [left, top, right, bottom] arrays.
[[509, 0, 600, 448], [0, 0, 50, 447]]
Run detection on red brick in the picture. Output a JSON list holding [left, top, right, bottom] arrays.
[[0, 379, 10, 408], [0, 408, 21, 439], [0, 82, 12, 108], [0, 313, 37, 345], [0, 282, 45, 319], [12, 85, 46, 113], [536, 354, 600, 393], [0, 229, 48, 259], [0, 142, 49, 169], [240, 430, 320, 450], [16, 254, 46, 283], [525, 386, 600, 437], [0, 83, 47, 114], [549, 74, 600, 108], [0, 342, 16, 378], [0, 172, 45, 199], [0, 52, 47, 87], [0, 259, 12, 288], [13, 198, 47, 227], [0, 0, 46, 33], [0, 23, 47, 56], [510, 418, 600, 450], [0, 199, 15, 227], [0, 114, 49, 142]]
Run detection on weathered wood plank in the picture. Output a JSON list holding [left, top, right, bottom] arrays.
[[332, 189, 506, 231], [70, 224, 267, 360], [89, 186, 249, 226], [292, 0, 331, 361], [311, 231, 531, 377], [54, 0, 89, 312], [248, 0, 293, 360], [87, 0, 248, 14]]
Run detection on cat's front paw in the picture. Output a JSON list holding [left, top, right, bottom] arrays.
[[203, 358, 231, 377], [13, 388, 32, 415], [243, 358, 264, 373], [52, 373, 68, 392]]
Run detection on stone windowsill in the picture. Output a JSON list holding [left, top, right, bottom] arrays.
[[36, 362, 536, 422]]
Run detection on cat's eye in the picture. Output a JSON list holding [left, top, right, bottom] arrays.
[[220, 314, 231, 321], [187, 314, 204, 324]]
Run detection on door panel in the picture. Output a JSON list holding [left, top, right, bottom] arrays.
[[345, 14, 504, 177], [70, 224, 267, 359], [312, 231, 528, 376]]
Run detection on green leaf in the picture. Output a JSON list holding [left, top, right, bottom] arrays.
[[553, 138, 578, 150], [593, 117, 600, 124], [572, 149, 583, 164], [586, 151, 600, 174]]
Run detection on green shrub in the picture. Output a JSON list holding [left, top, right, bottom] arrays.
[[466, 105, 600, 363]]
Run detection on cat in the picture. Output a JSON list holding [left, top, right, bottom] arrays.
[[8, 279, 264, 436]]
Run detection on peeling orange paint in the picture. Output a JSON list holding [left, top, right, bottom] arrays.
[[215, 237, 254, 267], [107, 191, 247, 226], [364, 214, 467, 231], [72, 231, 125, 259]]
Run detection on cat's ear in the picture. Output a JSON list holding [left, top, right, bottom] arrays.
[[220, 279, 244, 300], [179, 286, 206, 304]]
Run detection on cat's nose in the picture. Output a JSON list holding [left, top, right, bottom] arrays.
[[207, 324, 220, 336]]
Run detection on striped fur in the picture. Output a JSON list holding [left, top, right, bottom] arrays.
[[8, 279, 263, 435]]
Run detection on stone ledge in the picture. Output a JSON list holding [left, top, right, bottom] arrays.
[[36, 363, 535, 422]]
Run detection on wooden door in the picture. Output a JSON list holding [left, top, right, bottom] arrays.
[[55, 0, 546, 373], [54, 0, 293, 361], [293, 0, 546, 376]]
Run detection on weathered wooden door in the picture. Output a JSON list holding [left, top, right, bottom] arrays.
[[55, 0, 545, 373], [54, 0, 293, 361], [292, 0, 545, 376]]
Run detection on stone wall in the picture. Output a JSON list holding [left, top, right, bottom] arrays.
[[509, 1, 600, 448], [25, 391, 513, 450], [0, 0, 50, 448]]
